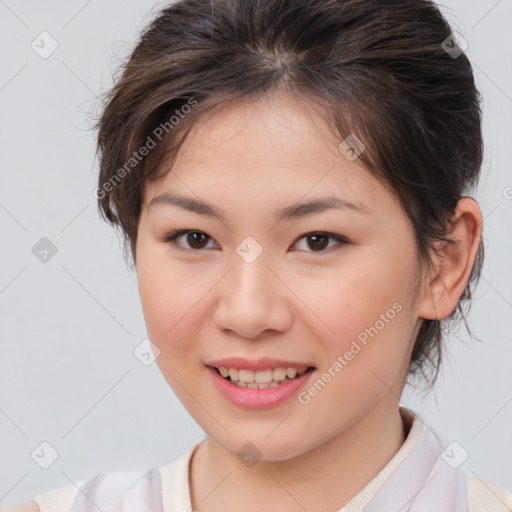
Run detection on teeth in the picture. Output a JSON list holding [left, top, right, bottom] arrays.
[[286, 368, 297, 379], [238, 369, 254, 383], [255, 369, 273, 384], [216, 365, 310, 388], [273, 368, 287, 381]]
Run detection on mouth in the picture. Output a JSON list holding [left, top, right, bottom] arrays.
[[208, 365, 316, 390]]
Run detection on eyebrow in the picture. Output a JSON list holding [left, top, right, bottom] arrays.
[[148, 192, 371, 223]]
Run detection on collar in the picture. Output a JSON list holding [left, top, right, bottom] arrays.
[[161, 407, 468, 512]]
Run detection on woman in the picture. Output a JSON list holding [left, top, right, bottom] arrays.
[[10, 0, 511, 510]]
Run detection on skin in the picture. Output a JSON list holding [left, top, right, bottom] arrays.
[[3, 501, 40, 512], [134, 91, 482, 512]]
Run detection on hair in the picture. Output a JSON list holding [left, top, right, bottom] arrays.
[[92, 0, 484, 392]]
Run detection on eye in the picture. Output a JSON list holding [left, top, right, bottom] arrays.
[[163, 230, 217, 252], [163, 229, 349, 254], [291, 232, 349, 253]]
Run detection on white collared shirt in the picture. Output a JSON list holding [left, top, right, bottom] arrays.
[[33, 409, 512, 512]]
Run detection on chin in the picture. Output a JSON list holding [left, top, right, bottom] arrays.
[[217, 432, 309, 463]]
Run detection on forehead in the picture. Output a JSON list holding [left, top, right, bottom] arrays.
[[142, 93, 396, 217], [175, 94, 340, 167]]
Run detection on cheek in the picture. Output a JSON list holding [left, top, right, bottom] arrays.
[[300, 246, 417, 372], [136, 238, 190, 342], [300, 268, 414, 420], [136, 241, 218, 362], [138, 272, 195, 346], [137, 262, 203, 398]]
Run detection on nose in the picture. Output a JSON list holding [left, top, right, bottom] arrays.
[[212, 255, 294, 340]]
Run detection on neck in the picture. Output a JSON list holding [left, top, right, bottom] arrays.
[[189, 399, 408, 512]]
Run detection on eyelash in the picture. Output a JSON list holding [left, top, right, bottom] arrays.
[[163, 229, 349, 255]]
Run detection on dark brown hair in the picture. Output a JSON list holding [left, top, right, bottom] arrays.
[[92, 0, 484, 391]]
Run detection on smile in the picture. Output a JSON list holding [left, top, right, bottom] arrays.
[[215, 366, 312, 389], [207, 364, 316, 409]]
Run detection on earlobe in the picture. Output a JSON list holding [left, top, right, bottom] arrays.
[[418, 197, 482, 320]]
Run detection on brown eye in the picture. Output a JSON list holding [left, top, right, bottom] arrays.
[[186, 232, 209, 249], [164, 230, 216, 252], [292, 232, 349, 254], [305, 233, 330, 251]]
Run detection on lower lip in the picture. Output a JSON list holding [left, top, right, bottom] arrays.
[[207, 366, 315, 410]]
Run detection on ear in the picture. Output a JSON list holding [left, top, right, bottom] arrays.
[[417, 197, 482, 320]]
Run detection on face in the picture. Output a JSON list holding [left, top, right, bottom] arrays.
[[136, 93, 424, 461]]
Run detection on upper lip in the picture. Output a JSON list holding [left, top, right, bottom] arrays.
[[205, 357, 315, 371]]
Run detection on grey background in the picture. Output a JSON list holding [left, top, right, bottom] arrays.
[[1, 0, 511, 506]]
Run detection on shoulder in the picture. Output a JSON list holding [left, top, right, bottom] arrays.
[[31, 482, 79, 512], [2, 499, 40, 512], [5, 482, 78, 512], [3, 482, 78, 512], [28, 467, 164, 512], [466, 473, 512, 512]]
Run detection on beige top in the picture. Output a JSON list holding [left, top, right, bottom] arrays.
[[33, 410, 512, 512]]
